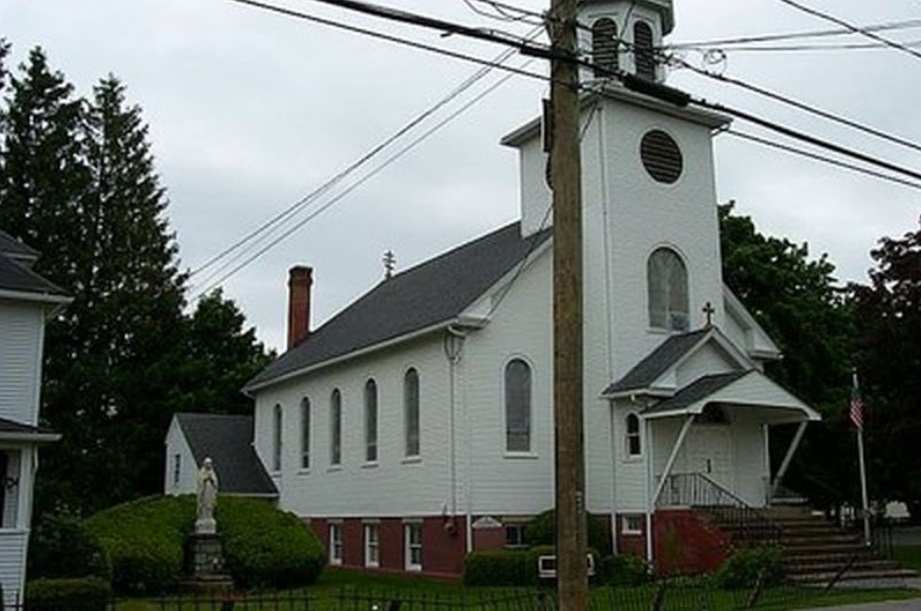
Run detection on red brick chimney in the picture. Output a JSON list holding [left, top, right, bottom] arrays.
[[287, 266, 313, 350]]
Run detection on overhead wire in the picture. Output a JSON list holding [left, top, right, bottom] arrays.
[[774, 0, 921, 62]]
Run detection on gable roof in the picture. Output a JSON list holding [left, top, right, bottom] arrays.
[[246, 222, 551, 391], [175, 413, 277, 497], [0, 230, 68, 303], [641, 371, 749, 416], [601, 328, 711, 396], [0, 230, 39, 262]]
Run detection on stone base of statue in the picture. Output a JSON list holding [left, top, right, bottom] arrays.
[[182, 533, 234, 595]]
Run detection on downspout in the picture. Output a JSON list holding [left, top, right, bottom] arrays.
[[644, 415, 654, 566], [444, 325, 469, 551], [770, 421, 808, 501], [608, 400, 618, 555]]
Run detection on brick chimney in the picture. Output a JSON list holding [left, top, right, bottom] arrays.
[[287, 266, 313, 350]]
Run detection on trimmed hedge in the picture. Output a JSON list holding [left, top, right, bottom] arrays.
[[24, 577, 112, 611], [28, 512, 112, 581], [463, 550, 530, 586], [715, 545, 785, 589], [84, 495, 325, 595], [524, 509, 613, 557], [599, 553, 650, 586]]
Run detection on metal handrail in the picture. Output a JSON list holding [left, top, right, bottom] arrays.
[[657, 472, 783, 545]]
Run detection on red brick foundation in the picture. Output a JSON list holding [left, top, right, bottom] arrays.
[[653, 509, 730, 575]]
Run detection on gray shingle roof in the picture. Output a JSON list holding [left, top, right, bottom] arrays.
[[176, 413, 278, 496], [641, 370, 750, 416], [246, 222, 551, 390], [0, 416, 56, 437], [0, 230, 38, 260], [602, 328, 711, 396]]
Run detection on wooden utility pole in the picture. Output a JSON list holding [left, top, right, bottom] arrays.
[[548, 0, 587, 610]]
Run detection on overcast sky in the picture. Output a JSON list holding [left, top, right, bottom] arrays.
[[2, 0, 919, 351]]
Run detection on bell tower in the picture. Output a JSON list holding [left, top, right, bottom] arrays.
[[577, 0, 674, 84]]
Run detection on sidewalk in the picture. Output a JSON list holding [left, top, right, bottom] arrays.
[[800, 577, 921, 610]]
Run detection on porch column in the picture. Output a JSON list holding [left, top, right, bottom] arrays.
[[770, 421, 808, 500], [651, 414, 695, 507]]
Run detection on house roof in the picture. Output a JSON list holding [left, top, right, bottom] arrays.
[[0, 230, 39, 261], [246, 222, 551, 390], [640, 371, 750, 416], [0, 416, 60, 443], [175, 413, 278, 497], [0, 231, 68, 302], [602, 328, 711, 396]]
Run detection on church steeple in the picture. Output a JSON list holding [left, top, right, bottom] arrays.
[[578, 0, 674, 84]]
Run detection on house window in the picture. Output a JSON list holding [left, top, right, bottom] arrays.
[[364, 523, 380, 567], [623, 515, 643, 535], [330, 389, 342, 466], [505, 358, 532, 453], [633, 21, 655, 80], [365, 379, 378, 463], [626, 413, 642, 457], [404, 523, 423, 570], [301, 397, 311, 470], [404, 368, 420, 458], [172, 453, 181, 487], [592, 18, 619, 77], [647, 248, 689, 331], [272, 403, 283, 472], [329, 523, 343, 565], [505, 523, 527, 548]]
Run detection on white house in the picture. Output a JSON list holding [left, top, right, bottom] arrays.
[[242, 0, 819, 578], [0, 230, 67, 602], [163, 412, 277, 500]]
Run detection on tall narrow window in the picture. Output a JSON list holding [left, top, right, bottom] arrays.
[[633, 21, 655, 81], [172, 454, 181, 487], [365, 379, 378, 462], [364, 523, 380, 567], [301, 397, 311, 470], [404, 523, 423, 570], [505, 359, 532, 453], [329, 523, 343, 565], [330, 389, 342, 466], [626, 413, 642, 457], [647, 248, 689, 331], [272, 403, 283, 472], [404, 368, 420, 458], [592, 18, 619, 77]]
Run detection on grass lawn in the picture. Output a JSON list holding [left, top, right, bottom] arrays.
[[116, 568, 921, 611]]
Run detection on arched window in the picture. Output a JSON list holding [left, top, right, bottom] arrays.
[[404, 368, 420, 458], [648, 248, 689, 331], [301, 397, 311, 469], [330, 389, 342, 466], [272, 403, 283, 472], [505, 359, 532, 453], [633, 21, 655, 81], [626, 413, 641, 457], [365, 379, 378, 462], [592, 18, 619, 77]]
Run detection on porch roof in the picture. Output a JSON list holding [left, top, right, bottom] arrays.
[[0, 417, 60, 443], [640, 370, 821, 423]]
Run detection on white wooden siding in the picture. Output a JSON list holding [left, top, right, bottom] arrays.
[[0, 302, 43, 426], [0, 531, 27, 605], [163, 418, 198, 495]]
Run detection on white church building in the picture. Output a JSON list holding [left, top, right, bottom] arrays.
[[241, 0, 819, 578]]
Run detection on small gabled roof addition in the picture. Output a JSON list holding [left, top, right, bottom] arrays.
[[246, 222, 551, 391], [601, 328, 712, 397], [175, 413, 277, 497]]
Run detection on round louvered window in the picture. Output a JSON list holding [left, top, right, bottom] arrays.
[[640, 130, 683, 184]]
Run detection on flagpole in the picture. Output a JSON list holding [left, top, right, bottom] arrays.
[[852, 370, 871, 546]]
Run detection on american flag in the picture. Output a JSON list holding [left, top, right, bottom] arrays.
[[850, 372, 864, 431]]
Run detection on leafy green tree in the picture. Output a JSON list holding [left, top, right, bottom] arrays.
[[851, 219, 921, 520], [719, 203, 858, 509]]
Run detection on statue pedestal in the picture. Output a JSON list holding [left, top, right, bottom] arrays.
[[182, 533, 234, 595]]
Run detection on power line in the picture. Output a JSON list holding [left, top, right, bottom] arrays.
[[670, 56, 921, 155], [726, 129, 921, 191], [679, 40, 921, 53], [667, 17, 921, 49], [774, 0, 921, 62]]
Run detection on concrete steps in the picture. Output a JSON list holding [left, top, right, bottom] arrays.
[[695, 505, 919, 586]]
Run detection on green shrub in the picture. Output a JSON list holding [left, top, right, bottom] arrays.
[[463, 550, 530, 586], [24, 576, 112, 611], [715, 545, 784, 589], [216, 497, 325, 590], [599, 553, 650, 586], [28, 512, 112, 581], [524, 509, 612, 556], [84, 495, 324, 595]]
